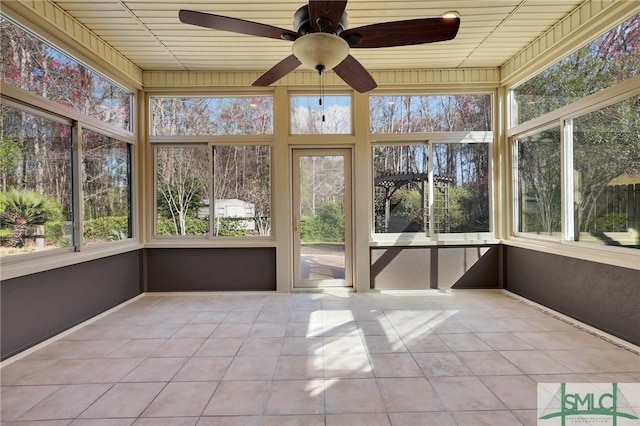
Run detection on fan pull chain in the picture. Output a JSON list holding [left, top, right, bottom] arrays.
[[316, 65, 326, 124]]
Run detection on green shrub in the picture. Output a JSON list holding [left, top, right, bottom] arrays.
[[84, 216, 130, 241], [45, 221, 65, 244], [156, 216, 209, 236]]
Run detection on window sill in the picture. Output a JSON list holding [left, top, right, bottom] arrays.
[[370, 234, 499, 247], [502, 237, 640, 271], [1, 241, 143, 281], [144, 239, 276, 249]]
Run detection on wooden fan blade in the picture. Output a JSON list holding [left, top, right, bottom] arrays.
[[341, 17, 460, 48], [333, 55, 377, 93], [308, 0, 347, 33], [179, 10, 299, 41], [253, 55, 302, 87]]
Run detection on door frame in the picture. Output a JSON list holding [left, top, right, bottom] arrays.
[[291, 147, 353, 288]]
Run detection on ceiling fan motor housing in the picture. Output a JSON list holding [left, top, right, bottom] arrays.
[[294, 5, 348, 35]]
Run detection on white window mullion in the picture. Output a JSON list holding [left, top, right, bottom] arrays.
[[72, 122, 84, 252], [563, 118, 575, 242]]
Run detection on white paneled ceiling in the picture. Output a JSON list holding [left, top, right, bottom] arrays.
[[51, 0, 587, 72]]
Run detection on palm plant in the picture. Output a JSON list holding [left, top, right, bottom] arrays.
[[0, 189, 61, 248]]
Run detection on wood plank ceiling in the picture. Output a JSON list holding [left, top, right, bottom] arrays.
[[51, 0, 587, 72]]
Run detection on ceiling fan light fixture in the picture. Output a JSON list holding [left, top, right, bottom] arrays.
[[441, 11, 460, 19], [292, 32, 349, 72]]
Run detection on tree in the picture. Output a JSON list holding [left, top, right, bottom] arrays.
[[156, 147, 209, 236], [514, 16, 639, 240], [0, 189, 61, 247]]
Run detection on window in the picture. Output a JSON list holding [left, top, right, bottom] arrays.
[[515, 127, 562, 238], [0, 15, 132, 131], [571, 98, 640, 248], [370, 95, 492, 133], [0, 104, 73, 256], [432, 143, 490, 233], [155, 145, 271, 238], [82, 129, 132, 245], [151, 97, 273, 136], [373, 145, 429, 233], [213, 145, 271, 236], [511, 14, 639, 125], [155, 146, 210, 237], [290, 95, 351, 134]]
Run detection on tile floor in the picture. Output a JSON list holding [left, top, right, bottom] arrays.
[[1, 290, 639, 425]]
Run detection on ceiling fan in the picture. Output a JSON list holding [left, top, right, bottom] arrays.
[[179, 1, 460, 93]]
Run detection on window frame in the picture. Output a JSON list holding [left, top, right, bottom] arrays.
[[289, 91, 354, 136], [150, 140, 275, 244], [508, 73, 640, 263]]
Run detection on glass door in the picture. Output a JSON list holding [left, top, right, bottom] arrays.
[[292, 149, 352, 288]]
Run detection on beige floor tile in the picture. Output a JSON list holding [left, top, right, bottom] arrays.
[[368, 353, 423, 377], [285, 322, 323, 337], [377, 377, 445, 411], [107, 339, 166, 358], [1, 360, 56, 385], [189, 312, 228, 324], [20, 384, 111, 420], [324, 378, 386, 414], [476, 332, 535, 350], [361, 335, 408, 353], [223, 356, 278, 380], [356, 321, 397, 336], [451, 410, 523, 425], [352, 310, 385, 322], [237, 338, 283, 356], [135, 324, 182, 339], [511, 409, 538, 426], [202, 381, 270, 416], [70, 358, 143, 384], [439, 333, 493, 351], [457, 351, 523, 375], [429, 376, 506, 411], [209, 323, 252, 338], [194, 338, 243, 357], [197, 416, 262, 425], [280, 337, 323, 356], [426, 318, 472, 334], [26, 340, 125, 360], [14, 359, 99, 385], [546, 348, 640, 373], [261, 415, 325, 425], [326, 413, 391, 426], [322, 321, 360, 337], [480, 375, 538, 409], [324, 354, 373, 379], [173, 357, 233, 381], [222, 311, 259, 323], [524, 317, 577, 332], [499, 350, 574, 374], [256, 310, 291, 323], [412, 352, 472, 376], [322, 336, 366, 355], [274, 355, 324, 380], [71, 419, 135, 425], [264, 379, 324, 415], [172, 324, 218, 339], [458, 318, 508, 333], [388, 412, 456, 426], [401, 334, 449, 353], [248, 323, 287, 338], [152, 339, 204, 357], [81, 383, 165, 419], [2, 421, 72, 426], [121, 357, 187, 382], [133, 418, 197, 426], [289, 310, 323, 323], [141, 382, 217, 417], [0, 385, 60, 420]]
